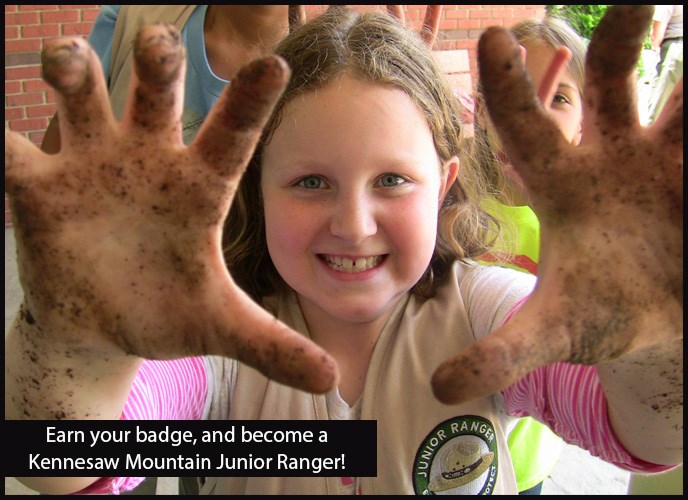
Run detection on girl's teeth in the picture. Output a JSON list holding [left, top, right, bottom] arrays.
[[325, 255, 381, 273]]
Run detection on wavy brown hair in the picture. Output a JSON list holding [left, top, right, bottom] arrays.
[[223, 7, 497, 302]]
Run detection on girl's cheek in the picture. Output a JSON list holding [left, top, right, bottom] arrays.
[[549, 110, 581, 144], [388, 196, 439, 252]]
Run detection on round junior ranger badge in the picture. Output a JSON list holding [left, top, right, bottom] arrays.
[[413, 416, 498, 495]]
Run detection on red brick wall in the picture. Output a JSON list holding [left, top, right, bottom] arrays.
[[5, 4, 544, 228], [5, 4, 102, 227]]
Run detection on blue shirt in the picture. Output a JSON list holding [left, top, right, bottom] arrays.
[[88, 5, 228, 144]]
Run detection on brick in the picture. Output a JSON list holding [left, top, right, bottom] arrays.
[[5, 26, 19, 39], [435, 40, 457, 51], [22, 24, 60, 38], [5, 65, 42, 79], [5, 51, 41, 67], [41, 10, 80, 23], [29, 130, 47, 145], [6, 92, 45, 107], [444, 8, 467, 20], [512, 8, 544, 20], [5, 38, 42, 52], [455, 40, 478, 50], [438, 19, 457, 31], [481, 19, 504, 29], [4, 80, 22, 94], [5, 106, 25, 121], [457, 19, 481, 30], [23, 79, 51, 93], [469, 9, 491, 19], [4, 11, 40, 25], [18, 5, 59, 11], [8, 117, 49, 132], [491, 9, 514, 19], [62, 23, 93, 36], [442, 29, 470, 42], [82, 9, 101, 22], [26, 104, 57, 118]]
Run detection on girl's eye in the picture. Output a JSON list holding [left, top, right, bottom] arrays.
[[297, 175, 327, 189], [378, 174, 406, 187], [553, 93, 572, 106]]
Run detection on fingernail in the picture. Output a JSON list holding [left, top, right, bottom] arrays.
[[134, 23, 184, 85], [235, 56, 290, 90], [41, 38, 89, 94]]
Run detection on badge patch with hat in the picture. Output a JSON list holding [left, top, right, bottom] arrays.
[[413, 416, 498, 495]]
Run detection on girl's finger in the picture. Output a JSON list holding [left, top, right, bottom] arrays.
[[431, 298, 568, 404], [420, 5, 442, 47], [583, 6, 652, 137], [288, 5, 306, 33], [191, 55, 290, 179], [41, 37, 116, 152], [386, 5, 405, 23], [478, 26, 568, 195], [5, 129, 49, 192], [210, 285, 339, 394], [122, 23, 186, 144], [537, 46, 572, 111]]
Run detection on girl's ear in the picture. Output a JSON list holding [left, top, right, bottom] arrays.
[[439, 156, 460, 206]]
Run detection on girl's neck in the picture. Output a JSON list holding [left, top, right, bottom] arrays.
[[203, 6, 289, 81], [205, 6, 289, 49]]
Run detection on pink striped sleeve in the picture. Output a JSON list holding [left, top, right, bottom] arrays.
[[500, 300, 673, 473], [75, 357, 208, 495], [121, 357, 208, 420]]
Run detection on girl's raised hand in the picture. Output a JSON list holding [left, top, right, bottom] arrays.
[[433, 6, 682, 404], [5, 24, 338, 394]]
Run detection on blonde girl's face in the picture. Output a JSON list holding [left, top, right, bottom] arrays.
[[524, 41, 583, 145], [261, 75, 457, 327]]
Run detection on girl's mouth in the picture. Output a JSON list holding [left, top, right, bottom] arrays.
[[319, 254, 386, 273]]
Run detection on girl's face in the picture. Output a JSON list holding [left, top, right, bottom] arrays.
[[524, 41, 583, 145], [261, 75, 457, 327]]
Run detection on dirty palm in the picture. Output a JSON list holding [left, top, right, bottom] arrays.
[[5, 5, 682, 409]]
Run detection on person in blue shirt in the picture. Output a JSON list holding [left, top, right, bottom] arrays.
[[40, 5, 294, 153]]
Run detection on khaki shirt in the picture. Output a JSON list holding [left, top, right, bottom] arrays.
[[202, 261, 535, 494]]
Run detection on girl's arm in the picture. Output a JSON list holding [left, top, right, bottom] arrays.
[[504, 361, 680, 471], [5, 22, 336, 494], [597, 340, 682, 465]]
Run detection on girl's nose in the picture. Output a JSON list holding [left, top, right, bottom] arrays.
[[329, 192, 377, 244]]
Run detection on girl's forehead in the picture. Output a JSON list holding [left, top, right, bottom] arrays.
[[280, 74, 420, 123], [290, 74, 396, 103], [264, 74, 442, 170]]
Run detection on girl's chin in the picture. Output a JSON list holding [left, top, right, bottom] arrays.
[[300, 292, 406, 325]]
